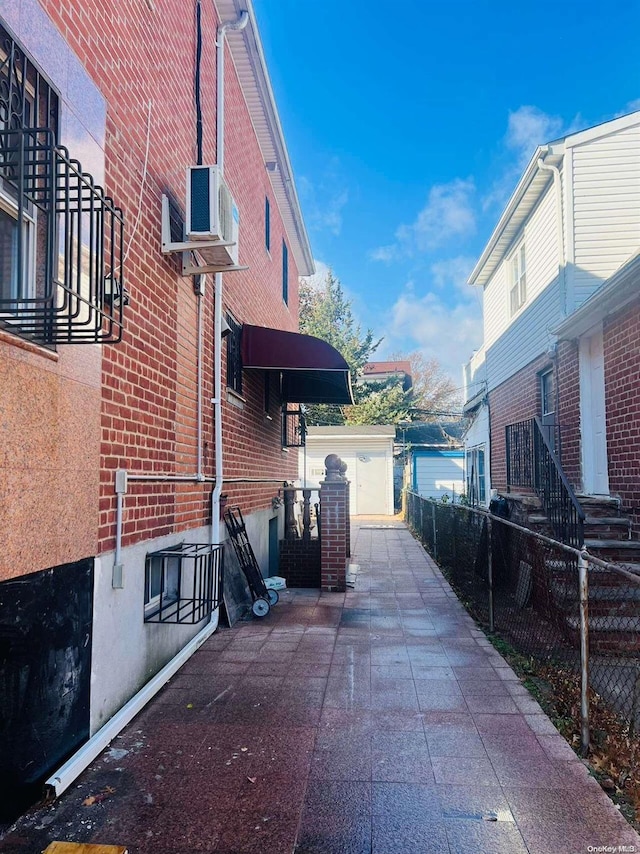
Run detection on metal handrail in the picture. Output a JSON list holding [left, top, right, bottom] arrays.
[[506, 416, 584, 548]]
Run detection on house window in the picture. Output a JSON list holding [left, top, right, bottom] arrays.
[[0, 29, 57, 318], [226, 312, 242, 394], [264, 372, 271, 415], [540, 369, 555, 420], [282, 240, 288, 305], [144, 549, 181, 616], [509, 243, 526, 315], [265, 196, 270, 252], [466, 446, 486, 506], [0, 24, 125, 344]]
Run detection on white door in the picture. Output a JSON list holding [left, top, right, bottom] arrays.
[[355, 452, 387, 515], [579, 328, 609, 495]]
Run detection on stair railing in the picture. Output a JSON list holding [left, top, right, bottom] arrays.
[[506, 417, 585, 548]]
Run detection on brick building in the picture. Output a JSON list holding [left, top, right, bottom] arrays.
[[462, 112, 640, 537], [0, 0, 351, 817]]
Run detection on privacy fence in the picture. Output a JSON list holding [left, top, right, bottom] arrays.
[[406, 491, 640, 753]]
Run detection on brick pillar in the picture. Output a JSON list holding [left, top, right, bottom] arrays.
[[320, 454, 348, 592]]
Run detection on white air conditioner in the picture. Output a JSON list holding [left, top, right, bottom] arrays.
[[186, 165, 239, 265]]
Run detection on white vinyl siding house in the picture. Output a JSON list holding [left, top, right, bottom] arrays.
[[482, 180, 562, 392], [468, 111, 640, 398], [569, 121, 640, 310], [462, 110, 640, 499]]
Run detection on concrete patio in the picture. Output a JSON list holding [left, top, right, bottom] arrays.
[[1, 521, 638, 853]]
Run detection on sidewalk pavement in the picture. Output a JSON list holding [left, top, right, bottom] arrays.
[[2, 521, 639, 854]]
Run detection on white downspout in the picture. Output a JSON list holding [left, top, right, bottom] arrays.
[[211, 9, 248, 546], [537, 149, 566, 316]]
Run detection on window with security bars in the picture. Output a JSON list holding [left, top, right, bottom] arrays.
[[0, 24, 125, 344], [282, 405, 306, 447], [226, 312, 242, 394]]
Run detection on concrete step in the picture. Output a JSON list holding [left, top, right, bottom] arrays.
[[585, 539, 640, 550], [576, 496, 622, 517]]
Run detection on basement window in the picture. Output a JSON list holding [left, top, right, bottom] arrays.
[[144, 543, 222, 624]]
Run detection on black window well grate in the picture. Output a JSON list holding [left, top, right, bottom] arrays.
[[0, 26, 125, 345], [144, 542, 222, 625]]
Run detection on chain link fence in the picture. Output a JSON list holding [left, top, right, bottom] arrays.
[[406, 491, 640, 745]]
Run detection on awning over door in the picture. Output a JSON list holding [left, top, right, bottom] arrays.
[[241, 324, 354, 404]]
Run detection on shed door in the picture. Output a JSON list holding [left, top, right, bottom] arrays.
[[355, 452, 387, 515]]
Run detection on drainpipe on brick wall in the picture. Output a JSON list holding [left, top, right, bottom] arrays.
[[211, 9, 249, 546]]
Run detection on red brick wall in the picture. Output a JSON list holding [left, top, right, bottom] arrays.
[[38, 0, 301, 552], [488, 354, 554, 492], [557, 340, 581, 491], [604, 301, 640, 530]]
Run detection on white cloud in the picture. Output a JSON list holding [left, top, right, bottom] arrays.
[[299, 159, 349, 237], [301, 258, 330, 290], [483, 105, 574, 212], [378, 258, 483, 383], [429, 255, 476, 296], [505, 105, 565, 165], [615, 98, 640, 117], [370, 178, 476, 262]]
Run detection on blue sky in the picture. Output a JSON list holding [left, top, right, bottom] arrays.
[[253, 0, 640, 382]]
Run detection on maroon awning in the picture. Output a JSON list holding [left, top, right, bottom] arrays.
[[241, 324, 354, 405]]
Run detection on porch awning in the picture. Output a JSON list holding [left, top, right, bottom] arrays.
[[241, 324, 354, 405]]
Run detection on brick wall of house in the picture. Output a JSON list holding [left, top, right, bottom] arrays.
[[557, 340, 582, 491], [488, 353, 554, 492], [38, 0, 301, 553], [604, 301, 640, 530]]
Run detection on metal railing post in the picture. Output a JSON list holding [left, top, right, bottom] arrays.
[[487, 514, 494, 632], [578, 550, 590, 755], [432, 502, 438, 561]]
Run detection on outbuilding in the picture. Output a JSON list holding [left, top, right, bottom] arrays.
[[300, 425, 396, 516]]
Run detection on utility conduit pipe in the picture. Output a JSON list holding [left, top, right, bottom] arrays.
[[211, 9, 249, 547]]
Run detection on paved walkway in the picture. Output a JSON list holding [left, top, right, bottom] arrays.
[[2, 522, 639, 853]]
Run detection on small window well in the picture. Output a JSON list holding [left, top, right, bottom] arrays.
[[144, 543, 222, 625]]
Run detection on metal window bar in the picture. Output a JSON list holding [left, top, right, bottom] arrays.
[[226, 314, 242, 393], [281, 405, 306, 448], [506, 416, 584, 548], [0, 29, 125, 344], [144, 543, 222, 625]]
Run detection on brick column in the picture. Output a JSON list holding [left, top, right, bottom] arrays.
[[320, 454, 348, 592]]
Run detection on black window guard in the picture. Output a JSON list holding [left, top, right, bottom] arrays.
[[226, 313, 242, 393], [282, 405, 306, 447], [143, 542, 222, 625], [0, 126, 125, 344]]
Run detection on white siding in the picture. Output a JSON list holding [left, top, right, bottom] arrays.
[[482, 183, 562, 391], [414, 453, 464, 501], [571, 123, 640, 308], [485, 280, 560, 391], [483, 183, 559, 352], [300, 436, 394, 515]]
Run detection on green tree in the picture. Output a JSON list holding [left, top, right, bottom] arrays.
[[299, 270, 395, 425]]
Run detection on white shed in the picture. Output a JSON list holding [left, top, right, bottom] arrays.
[[299, 425, 396, 516]]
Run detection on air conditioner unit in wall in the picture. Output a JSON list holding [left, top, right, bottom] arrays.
[[186, 164, 239, 265]]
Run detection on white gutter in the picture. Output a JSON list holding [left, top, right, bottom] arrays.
[[211, 9, 249, 546], [44, 613, 219, 799], [537, 148, 566, 316]]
